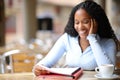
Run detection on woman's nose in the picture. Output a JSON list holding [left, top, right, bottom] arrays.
[[78, 23, 84, 30]]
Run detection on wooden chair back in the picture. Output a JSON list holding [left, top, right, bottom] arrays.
[[11, 52, 35, 72]]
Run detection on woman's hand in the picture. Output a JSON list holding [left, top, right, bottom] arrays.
[[33, 65, 50, 76], [89, 19, 98, 34]]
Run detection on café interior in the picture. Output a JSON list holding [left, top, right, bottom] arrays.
[[0, 0, 120, 80]]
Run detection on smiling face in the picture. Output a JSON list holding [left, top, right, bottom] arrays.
[[74, 9, 92, 39]]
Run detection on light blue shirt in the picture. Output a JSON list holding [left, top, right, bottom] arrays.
[[37, 33, 116, 70]]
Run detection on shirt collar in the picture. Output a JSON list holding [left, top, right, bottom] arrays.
[[75, 34, 101, 43]]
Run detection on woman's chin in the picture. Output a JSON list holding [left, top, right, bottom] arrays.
[[79, 34, 87, 38]]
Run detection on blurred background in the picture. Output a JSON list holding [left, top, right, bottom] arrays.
[[0, 0, 120, 73], [2, 0, 120, 45]]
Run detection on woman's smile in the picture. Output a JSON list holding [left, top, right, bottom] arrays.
[[79, 30, 87, 34]]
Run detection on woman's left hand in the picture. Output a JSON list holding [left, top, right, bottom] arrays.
[[89, 19, 98, 34]]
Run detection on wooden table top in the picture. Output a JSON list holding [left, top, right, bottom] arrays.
[[0, 71, 120, 80]]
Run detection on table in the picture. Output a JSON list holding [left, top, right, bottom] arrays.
[[0, 71, 119, 80], [0, 72, 34, 80], [80, 71, 97, 80]]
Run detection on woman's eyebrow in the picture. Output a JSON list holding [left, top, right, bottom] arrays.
[[83, 18, 91, 20]]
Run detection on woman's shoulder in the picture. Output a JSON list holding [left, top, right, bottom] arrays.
[[101, 38, 114, 43], [59, 33, 77, 42], [101, 38, 116, 46]]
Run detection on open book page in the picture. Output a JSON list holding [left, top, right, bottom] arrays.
[[40, 65, 81, 76], [49, 67, 81, 76]]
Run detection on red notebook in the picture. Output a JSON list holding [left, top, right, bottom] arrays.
[[34, 66, 83, 80]]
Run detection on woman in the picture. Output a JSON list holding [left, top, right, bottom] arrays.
[[33, 0, 119, 76]]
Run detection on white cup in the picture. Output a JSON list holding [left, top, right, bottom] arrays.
[[95, 64, 114, 78]]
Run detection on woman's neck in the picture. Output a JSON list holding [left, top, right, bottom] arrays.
[[79, 37, 90, 52]]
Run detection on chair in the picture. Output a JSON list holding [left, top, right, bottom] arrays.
[[2, 49, 36, 73], [116, 55, 120, 69], [12, 53, 35, 72]]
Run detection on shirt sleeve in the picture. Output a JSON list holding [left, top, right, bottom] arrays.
[[36, 34, 66, 67], [87, 34, 116, 66]]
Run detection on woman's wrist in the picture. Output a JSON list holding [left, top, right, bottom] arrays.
[[87, 34, 97, 43], [87, 34, 96, 39]]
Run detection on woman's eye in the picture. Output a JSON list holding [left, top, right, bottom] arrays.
[[75, 21, 79, 24], [83, 20, 90, 24]]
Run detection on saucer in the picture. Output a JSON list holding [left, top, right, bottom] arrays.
[[94, 74, 119, 79]]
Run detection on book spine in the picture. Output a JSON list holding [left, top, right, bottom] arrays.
[[73, 69, 83, 80]]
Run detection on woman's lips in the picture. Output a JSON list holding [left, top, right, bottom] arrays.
[[79, 30, 86, 34]]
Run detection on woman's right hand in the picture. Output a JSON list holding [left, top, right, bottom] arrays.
[[33, 65, 50, 76]]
